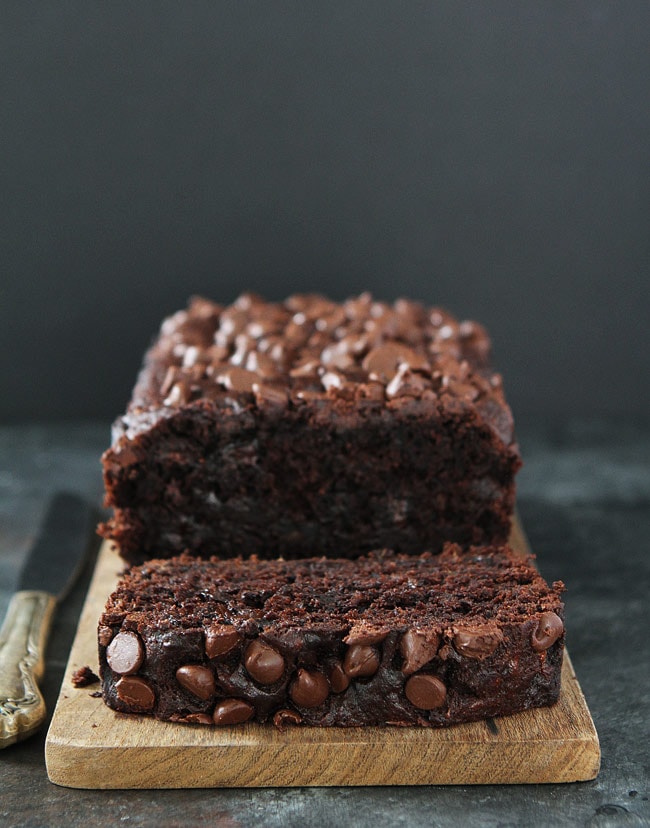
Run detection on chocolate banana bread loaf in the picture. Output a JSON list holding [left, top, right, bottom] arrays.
[[100, 293, 521, 564], [98, 544, 565, 728]]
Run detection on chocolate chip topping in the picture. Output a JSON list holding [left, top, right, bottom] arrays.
[[289, 669, 330, 708], [453, 626, 504, 659], [213, 698, 255, 726], [215, 366, 260, 393], [343, 644, 380, 678], [106, 631, 144, 675], [328, 663, 350, 693], [404, 674, 447, 710], [115, 676, 155, 710], [175, 665, 216, 700], [400, 630, 440, 675], [273, 708, 303, 730], [362, 343, 430, 383], [531, 612, 564, 652], [133, 293, 509, 435], [243, 639, 286, 684], [205, 624, 241, 659]]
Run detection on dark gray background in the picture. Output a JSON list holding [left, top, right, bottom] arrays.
[[2, 1, 649, 422]]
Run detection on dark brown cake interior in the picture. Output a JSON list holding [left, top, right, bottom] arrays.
[[102, 545, 560, 635], [101, 293, 521, 563]]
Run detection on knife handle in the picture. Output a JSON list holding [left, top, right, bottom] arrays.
[[0, 590, 57, 749]]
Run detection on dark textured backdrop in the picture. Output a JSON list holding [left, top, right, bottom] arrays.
[[2, 2, 648, 421]]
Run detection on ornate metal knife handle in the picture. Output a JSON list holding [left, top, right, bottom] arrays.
[[0, 590, 57, 748]]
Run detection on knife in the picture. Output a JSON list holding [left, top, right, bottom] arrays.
[[0, 492, 94, 749]]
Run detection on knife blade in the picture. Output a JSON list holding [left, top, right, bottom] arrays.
[[0, 492, 94, 748]]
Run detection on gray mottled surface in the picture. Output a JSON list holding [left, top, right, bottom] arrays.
[[0, 419, 648, 828]]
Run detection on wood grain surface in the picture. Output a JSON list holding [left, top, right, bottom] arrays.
[[45, 522, 600, 788]]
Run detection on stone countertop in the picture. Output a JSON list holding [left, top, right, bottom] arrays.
[[0, 419, 648, 828]]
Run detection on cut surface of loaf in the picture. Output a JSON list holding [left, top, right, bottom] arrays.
[[98, 544, 565, 729], [100, 293, 521, 563]]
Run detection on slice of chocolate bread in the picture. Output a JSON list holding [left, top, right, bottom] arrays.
[[98, 544, 565, 728], [100, 293, 521, 563]]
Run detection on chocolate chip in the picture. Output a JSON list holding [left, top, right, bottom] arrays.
[[246, 318, 283, 339], [252, 383, 289, 409], [106, 631, 144, 675], [243, 351, 277, 379], [202, 343, 227, 365], [176, 665, 216, 700], [429, 305, 457, 330], [289, 359, 321, 378], [362, 343, 430, 383], [344, 292, 373, 319], [315, 306, 347, 332], [161, 308, 189, 337], [343, 644, 380, 678], [394, 297, 426, 323], [205, 625, 241, 659], [160, 365, 180, 397], [257, 334, 290, 360], [329, 663, 350, 693], [189, 295, 222, 319], [289, 669, 330, 708], [386, 366, 430, 399], [436, 322, 458, 341], [309, 333, 334, 354], [531, 612, 564, 652], [163, 381, 190, 407], [215, 310, 248, 347], [320, 342, 356, 370], [285, 293, 328, 314], [294, 389, 323, 402], [213, 698, 255, 726], [301, 296, 339, 321], [98, 625, 113, 647], [453, 627, 503, 659], [441, 375, 480, 401], [233, 291, 264, 311], [273, 708, 303, 730], [400, 630, 440, 675], [170, 712, 214, 725], [243, 640, 286, 684], [115, 676, 155, 710], [344, 627, 388, 645], [404, 675, 447, 710], [215, 366, 259, 392], [320, 371, 345, 391], [288, 320, 314, 346], [182, 345, 200, 368]]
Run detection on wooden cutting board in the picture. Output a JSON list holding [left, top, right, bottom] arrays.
[[45, 521, 600, 788]]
